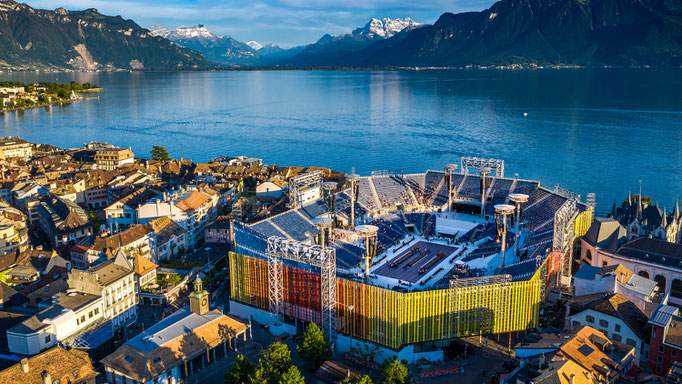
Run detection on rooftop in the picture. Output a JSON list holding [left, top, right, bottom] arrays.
[[101, 308, 247, 382], [0, 346, 97, 384]]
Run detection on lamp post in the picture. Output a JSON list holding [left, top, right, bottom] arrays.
[[495, 204, 515, 269], [478, 168, 491, 221], [508, 193, 529, 257]]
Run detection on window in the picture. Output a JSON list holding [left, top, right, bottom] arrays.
[[612, 334, 622, 342], [659, 345, 665, 353], [657, 366, 662, 374], [672, 279, 682, 299], [600, 329, 608, 336], [615, 324, 621, 332], [572, 321, 581, 328], [673, 350, 678, 358], [586, 315, 595, 324], [626, 339, 637, 347], [45, 335, 51, 343], [81, 315, 85, 323], [89, 311, 93, 318], [599, 319, 609, 327], [655, 275, 667, 294], [657, 356, 663, 364]]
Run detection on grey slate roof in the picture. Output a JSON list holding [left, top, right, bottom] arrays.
[[649, 304, 680, 327]]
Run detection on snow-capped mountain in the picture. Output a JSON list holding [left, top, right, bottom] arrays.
[[149, 24, 218, 41], [352, 18, 420, 38], [246, 41, 263, 50], [286, 17, 422, 66]]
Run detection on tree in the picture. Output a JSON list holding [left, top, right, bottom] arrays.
[[248, 342, 296, 384], [225, 354, 254, 384], [278, 366, 305, 384], [297, 323, 332, 368], [341, 375, 373, 384], [150, 145, 169, 161], [379, 357, 410, 384]]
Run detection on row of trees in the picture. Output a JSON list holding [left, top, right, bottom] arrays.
[[225, 323, 411, 384]]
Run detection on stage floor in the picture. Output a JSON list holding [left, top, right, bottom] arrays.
[[373, 241, 458, 283]]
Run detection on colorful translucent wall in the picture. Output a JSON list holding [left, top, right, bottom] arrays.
[[230, 252, 547, 350]]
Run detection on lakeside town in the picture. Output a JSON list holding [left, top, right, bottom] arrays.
[[0, 81, 100, 112], [0, 136, 679, 384]]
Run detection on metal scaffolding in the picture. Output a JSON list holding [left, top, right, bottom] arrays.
[[266, 236, 337, 341], [288, 170, 323, 209], [552, 199, 578, 288], [553, 185, 581, 202], [460, 157, 505, 177]]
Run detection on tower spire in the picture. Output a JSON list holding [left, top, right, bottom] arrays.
[[628, 191, 632, 206], [662, 207, 668, 228], [609, 200, 617, 218], [674, 199, 680, 220]]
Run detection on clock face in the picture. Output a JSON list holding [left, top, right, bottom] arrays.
[[201, 298, 208, 307]]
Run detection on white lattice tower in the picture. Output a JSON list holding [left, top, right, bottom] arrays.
[[552, 199, 578, 289], [266, 236, 337, 341]]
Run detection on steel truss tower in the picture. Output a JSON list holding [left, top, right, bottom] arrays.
[[460, 157, 505, 178], [266, 236, 337, 341], [552, 199, 578, 289], [288, 170, 323, 209]]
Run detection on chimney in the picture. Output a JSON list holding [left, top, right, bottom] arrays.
[[21, 358, 29, 374], [41, 370, 51, 384], [570, 374, 575, 384]]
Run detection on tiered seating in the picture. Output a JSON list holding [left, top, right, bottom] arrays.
[[521, 191, 567, 231], [270, 210, 317, 241], [372, 176, 414, 207], [331, 241, 364, 269], [463, 243, 501, 261], [357, 178, 378, 210], [459, 222, 495, 243], [457, 175, 481, 199], [300, 200, 328, 219], [251, 220, 288, 238], [514, 180, 540, 195], [498, 257, 541, 281], [335, 191, 367, 218], [369, 215, 409, 249]]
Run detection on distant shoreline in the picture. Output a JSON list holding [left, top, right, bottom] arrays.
[[1, 64, 680, 74], [0, 94, 99, 113]]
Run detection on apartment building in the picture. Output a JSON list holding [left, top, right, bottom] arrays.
[[67, 254, 137, 331], [94, 147, 135, 171]]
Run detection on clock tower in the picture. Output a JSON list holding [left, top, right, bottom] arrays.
[[189, 276, 209, 316]]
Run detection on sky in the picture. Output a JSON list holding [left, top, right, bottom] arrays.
[[26, 0, 496, 47]]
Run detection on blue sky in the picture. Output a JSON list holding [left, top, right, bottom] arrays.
[[27, 0, 495, 47]]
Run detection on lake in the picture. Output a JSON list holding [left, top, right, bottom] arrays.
[[1, 69, 681, 213]]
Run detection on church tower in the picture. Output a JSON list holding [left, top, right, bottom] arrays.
[[189, 277, 209, 316]]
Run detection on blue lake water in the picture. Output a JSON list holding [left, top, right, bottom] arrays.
[[1, 69, 681, 213]]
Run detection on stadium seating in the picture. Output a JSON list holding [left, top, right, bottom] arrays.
[[372, 176, 415, 207], [270, 210, 317, 241]]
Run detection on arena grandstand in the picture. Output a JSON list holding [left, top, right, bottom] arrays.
[[229, 160, 594, 362]]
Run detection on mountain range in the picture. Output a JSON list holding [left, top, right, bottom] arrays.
[[1, 0, 681, 70], [0, 0, 208, 70]]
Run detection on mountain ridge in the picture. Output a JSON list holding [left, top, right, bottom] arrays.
[[0, 0, 209, 70]]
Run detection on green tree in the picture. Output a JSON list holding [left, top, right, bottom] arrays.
[[379, 357, 410, 384], [150, 145, 170, 161], [225, 354, 254, 384], [278, 366, 305, 384], [297, 323, 332, 368], [624, 194, 652, 206], [341, 375, 373, 384], [248, 342, 296, 384]]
